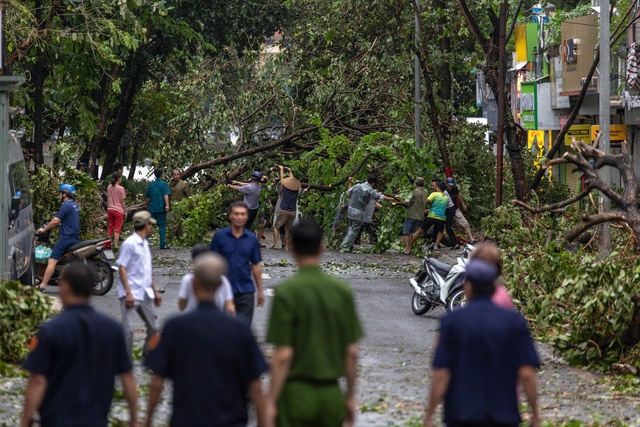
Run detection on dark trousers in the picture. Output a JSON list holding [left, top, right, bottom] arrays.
[[234, 292, 255, 324], [445, 206, 458, 246], [355, 221, 377, 245], [419, 216, 445, 241], [246, 208, 259, 230]]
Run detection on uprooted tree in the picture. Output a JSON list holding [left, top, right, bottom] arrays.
[[514, 135, 640, 247]]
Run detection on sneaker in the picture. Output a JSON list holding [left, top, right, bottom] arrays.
[[160, 246, 171, 250], [428, 245, 435, 251]]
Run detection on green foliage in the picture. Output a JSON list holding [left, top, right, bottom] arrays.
[[29, 165, 106, 239], [482, 207, 640, 369], [547, 3, 594, 46], [172, 188, 229, 247], [424, 122, 496, 226], [0, 281, 55, 364]]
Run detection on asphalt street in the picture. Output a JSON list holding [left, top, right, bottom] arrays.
[[4, 242, 639, 426]]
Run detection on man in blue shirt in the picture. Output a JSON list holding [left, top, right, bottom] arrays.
[[144, 252, 268, 427], [210, 201, 264, 324], [21, 262, 138, 427], [424, 259, 540, 427], [36, 184, 81, 292], [228, 170, 263, 230], [145, 168, 171, 249]]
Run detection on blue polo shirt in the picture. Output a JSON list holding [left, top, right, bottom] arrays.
[[56, 199, 80, 238], [144, 302, 268, 427], [210, 226, 261, 295], [23, 305, 131, 427], [145, 179, 171, 213], [433, 297, 540, 426]]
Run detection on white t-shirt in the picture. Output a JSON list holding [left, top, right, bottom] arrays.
[[178, 273, 233, 312]]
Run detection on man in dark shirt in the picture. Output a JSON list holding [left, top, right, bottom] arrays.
[[21, 262, 138, 427], [144, 252, 268, 427], [36, 184, 81, 292], [424, 259, 540, 427], [210, 201, 264, 324]]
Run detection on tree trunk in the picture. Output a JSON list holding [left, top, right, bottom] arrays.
[[128, 142, 140, 181], [101, 59, 143, 180]]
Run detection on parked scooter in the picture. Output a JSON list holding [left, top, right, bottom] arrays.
[[35, 225, 117, 295], [409, 244, 474, 315]]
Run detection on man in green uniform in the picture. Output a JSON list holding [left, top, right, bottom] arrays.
[[145, 168, 171, 249], [265, 219, 363, 427]]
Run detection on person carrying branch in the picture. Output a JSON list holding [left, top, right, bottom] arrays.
[[273, 165, 302, 251], [339, 175, 395, 252]]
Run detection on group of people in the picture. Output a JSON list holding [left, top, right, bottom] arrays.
[[338, 174, 476, 254], [24, 168, 542, 427], [21, 208, 364, 427], [105, 164, 192, 251]]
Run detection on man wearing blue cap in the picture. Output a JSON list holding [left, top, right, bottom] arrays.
[[424, 259, 540, 427], [228, 170, 264, 230]]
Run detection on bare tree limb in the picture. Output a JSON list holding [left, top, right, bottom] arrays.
[[180, 124, 320, 180], [566, 213, 628, 242], [512, 187, 594, 214]]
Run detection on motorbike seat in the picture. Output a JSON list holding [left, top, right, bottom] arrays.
[[427, 257, 453, 275], [66, 238, 108, 253]]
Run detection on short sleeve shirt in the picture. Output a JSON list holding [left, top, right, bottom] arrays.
[[23, 305, 131, 427], [427, 192, 448, 220], [116, 233, 154, 300], [106, 184, 126, 214], [267, 267, 363, 382], [210, 227, 262, 294], [145, 179, 171, 213], [448, 185, 460, 209], [144, 303, 268, 427], [178, 273, 234, 312], [406, 187, 429, 220], [433, 298, 540, 425], [238, 183, 261, 210], [56, 200, 80, 238]]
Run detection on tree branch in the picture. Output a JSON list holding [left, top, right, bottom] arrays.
[[512, 187, 593, 214], [566, 212, 628, 242], [180, 125, 320, 180], [456, 0, 489, 52]]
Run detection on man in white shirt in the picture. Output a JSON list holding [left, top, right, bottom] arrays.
[[178, 244, 236, 315], [117, 210, 163, 356]]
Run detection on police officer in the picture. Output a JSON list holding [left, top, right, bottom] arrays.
[[21, 262, 138, 427]]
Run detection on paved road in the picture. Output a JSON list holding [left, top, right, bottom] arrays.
[[2, 243, 639, 426]]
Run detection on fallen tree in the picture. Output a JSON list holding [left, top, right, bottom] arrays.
[[514, 136, 640, 247]]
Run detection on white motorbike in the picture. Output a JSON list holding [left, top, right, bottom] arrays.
[[409, 244, 474, 315]]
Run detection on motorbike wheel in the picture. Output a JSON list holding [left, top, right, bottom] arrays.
[[448, 290, 467, 311], [91, 259, 114, 296], [412, 291, 433, 315]]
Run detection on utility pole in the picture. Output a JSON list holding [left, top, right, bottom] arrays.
[[598, 0, 611, 259], [496, 0, 507, 207], [0, 0, 23, 278], [414, 0, 422, 148]]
